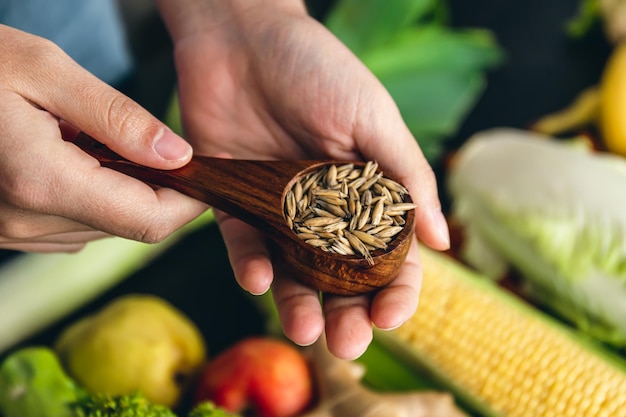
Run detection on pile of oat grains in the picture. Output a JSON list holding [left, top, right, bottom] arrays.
[[284, 161, 416, 265]]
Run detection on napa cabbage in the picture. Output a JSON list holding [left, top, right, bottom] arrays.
[[448, 128, 626, 348]]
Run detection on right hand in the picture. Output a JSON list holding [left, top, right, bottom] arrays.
[[156, 0, 449, 359], [0, 25, 208, 253]]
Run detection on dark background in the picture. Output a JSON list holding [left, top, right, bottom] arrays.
[[446, 0, 610, 135], [1, 0, 613, 366]]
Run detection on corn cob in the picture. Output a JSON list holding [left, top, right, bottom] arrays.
[[377, 246, 626, 417]]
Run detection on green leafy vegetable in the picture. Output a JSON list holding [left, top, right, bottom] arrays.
[[362, 27, 502, 149], [324, 0, 504, 162], [448, 128, 626, 349], [324, 0, 440, 55]]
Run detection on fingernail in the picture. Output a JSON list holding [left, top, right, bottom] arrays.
[[154, 128, 192, 161], [432, 209, 450, 249]]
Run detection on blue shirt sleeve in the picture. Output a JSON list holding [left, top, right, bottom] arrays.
[[0, 0, 134, 86]]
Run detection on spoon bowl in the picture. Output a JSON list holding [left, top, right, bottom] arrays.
[[74, 133, 414, 295]]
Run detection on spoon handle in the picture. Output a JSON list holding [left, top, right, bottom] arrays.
[[73, 132, 313, 238], [73, 133, 416, 295]]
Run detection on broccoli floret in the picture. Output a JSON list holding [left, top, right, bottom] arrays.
[[74, 394, 239, 417], [188, 401, 240, 417], [73, 392, 176, 417]]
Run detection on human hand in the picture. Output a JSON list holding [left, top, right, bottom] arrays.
[[0, 25, 207, 253], [157, 0, 450, 359]]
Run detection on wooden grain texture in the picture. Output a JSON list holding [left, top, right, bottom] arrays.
[[73, 132, 414, 295]]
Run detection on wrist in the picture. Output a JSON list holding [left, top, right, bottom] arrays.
[[156, 0, 307, 41]]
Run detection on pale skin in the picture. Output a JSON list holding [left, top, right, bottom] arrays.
[[0, 0, 449, 359]]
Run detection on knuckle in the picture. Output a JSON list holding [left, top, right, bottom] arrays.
[[103, 94, 140, 137], [100, 93, 159, 143], [23, 40, 69, 84], [18, 35, 61, 65]]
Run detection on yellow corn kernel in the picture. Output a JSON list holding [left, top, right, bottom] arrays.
[[381, 247, 626, 417]]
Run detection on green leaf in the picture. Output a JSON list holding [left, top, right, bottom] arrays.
[[385, 70, 487, 138], [363, 26, 502, 145], [362, 26, 503, 78], [324, 0, 438, 55], [324, 0, 503, 163]]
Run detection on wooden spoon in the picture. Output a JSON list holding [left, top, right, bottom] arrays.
[[73, 132, 414, 295]]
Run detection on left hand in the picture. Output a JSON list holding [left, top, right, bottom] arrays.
[[156, 0, 450, 359]]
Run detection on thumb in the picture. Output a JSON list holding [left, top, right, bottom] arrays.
[[20, 44, 191, 169]]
